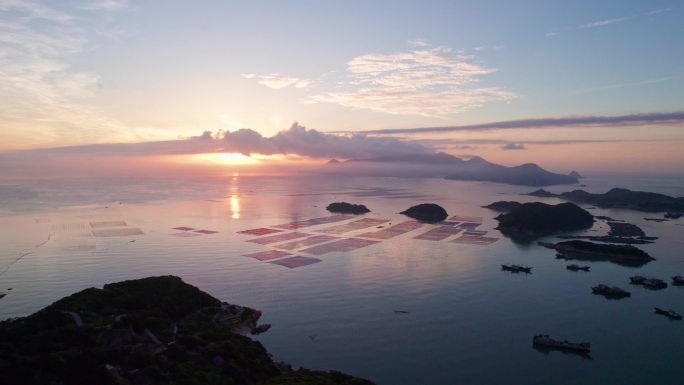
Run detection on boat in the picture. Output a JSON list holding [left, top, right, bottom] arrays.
[[630, 276, 667, 289], [654, 307, 682, 320], [501, 264, 532, 273], [532, 334, 590, 353], [592, 284, 631, 298], [672, 275, 684, 286], [567, 264, 590, 271], [555, 253, 571, 260]]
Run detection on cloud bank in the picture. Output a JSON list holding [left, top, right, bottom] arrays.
[[353, 111, 684, 135], [578, 17, 627, 29], [10, 123, 433, 159], [243, 73, 311, 89], [501, 143, 526, 150]]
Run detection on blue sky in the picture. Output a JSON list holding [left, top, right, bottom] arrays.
[[1, 0, 683, 171]]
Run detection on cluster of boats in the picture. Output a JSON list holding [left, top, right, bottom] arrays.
[[629, 276, 668, 289]]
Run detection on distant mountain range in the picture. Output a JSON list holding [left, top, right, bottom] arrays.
[[323, 153, 579, 186]]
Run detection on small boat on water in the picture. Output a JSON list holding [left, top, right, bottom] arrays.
[[654, 307, 682, 320], [501, 264, 532, 273], [532, 334, 590, 353], [567, 264, 590, 272], [630, 276, 667, 289], [672, 275, 684, 286], [555, 253, 571, 260], [592, 284, 631, 298]]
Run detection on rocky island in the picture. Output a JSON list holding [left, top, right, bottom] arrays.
[[494, 202, 594, 242], [400, 203, 448, 223], [326, 202, 371, 215], [482, 201, 522, 212], [0, 276, 374, 385], [526, 187, 684, 212], [542, 240, 654, 267]]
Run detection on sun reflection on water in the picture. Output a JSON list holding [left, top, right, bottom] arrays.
[[229, 174, 240, 219]]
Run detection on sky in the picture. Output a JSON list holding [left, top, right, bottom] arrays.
[[1, 0, 683, 174]]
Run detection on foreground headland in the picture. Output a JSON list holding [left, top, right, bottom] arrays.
[[0, 276, 374, 385]]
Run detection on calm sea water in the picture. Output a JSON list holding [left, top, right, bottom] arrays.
[[1, 174, 684, 385]]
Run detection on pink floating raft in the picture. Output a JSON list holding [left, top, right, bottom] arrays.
[[194, 229, 219, 234], [457, 222, 482, 230], [237, 227, 283, 236], [359, 220, 424, 240], [243, 250, 293, 261], [449, 215, 483, 223], [463, 230, 488, 236], [300, 237, 380, 255], [413, 226, 462, 241], [89, 221, 128, 228], [92, 228, 144, 237], [247, 232, 309, 245], [451, 235, 499, 245], [317, 218, 389, 235], [268, 256, 322, 269], [274, 235, 338, 250], [170, 232, 200, 237], [273, 214, 353, 230]]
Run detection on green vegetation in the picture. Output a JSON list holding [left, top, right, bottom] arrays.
[[0, 276, 375, 385]]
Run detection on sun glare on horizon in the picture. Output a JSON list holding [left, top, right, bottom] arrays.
[[185, 153, 261, 166]]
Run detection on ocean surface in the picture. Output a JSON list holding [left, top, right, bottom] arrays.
[[1, 173, 684, 385]]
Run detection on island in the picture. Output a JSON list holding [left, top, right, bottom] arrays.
[[482, 201, 522, 212], [542, 240, 654, 267], [494, 202, 594, 242], [326, 202, 371, 215], [555, 217, 656, 245], [525, 187, 684, 212], [0, 276, 374, 385], [400, 203, 448, 223]]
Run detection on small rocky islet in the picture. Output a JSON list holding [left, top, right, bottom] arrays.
[[0, 276, 374, 385], [400, 203, 448, 223], [326, 202, 371, 215]]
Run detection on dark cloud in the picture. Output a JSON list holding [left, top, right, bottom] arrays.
[[352, 111, 684, 135], [501, 143, 526, 150]]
